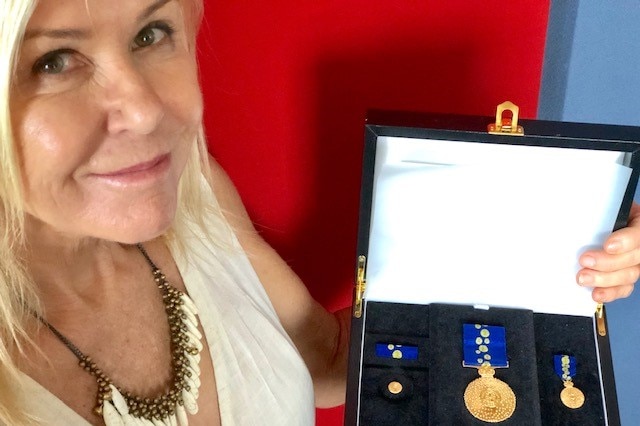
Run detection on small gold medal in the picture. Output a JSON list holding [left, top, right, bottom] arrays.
[[387, 381, 403, 395], [555, 354, 585, 409], [464, 365, 516, 423], [560, 381, 585, 409]]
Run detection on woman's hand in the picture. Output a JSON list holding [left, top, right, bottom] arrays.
[[578, 202, 640, 303]]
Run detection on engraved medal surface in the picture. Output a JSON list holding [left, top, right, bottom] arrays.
[[464, 365, 516, 423], [462, 324, 515, 423], [560, 382, 585, 409]]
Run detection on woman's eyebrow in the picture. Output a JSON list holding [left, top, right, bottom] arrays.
[[138, 0, 173, 22], [23, 0, 174, 42], [23, 28, 90, 42]]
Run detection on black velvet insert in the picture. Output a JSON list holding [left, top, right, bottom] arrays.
[[428, 304, 541, 426], [358, 302, 430, 425], [365, 301, 430, 335], [534, 313, 605, 425], [354, 302, 609, 425], [359, 367, 430, 425]]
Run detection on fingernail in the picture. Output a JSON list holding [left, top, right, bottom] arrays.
[[606, 240, 622, 253], [578, 273, 594, 286], [580, 256, 596, 268]]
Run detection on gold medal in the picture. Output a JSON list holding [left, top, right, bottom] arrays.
[[464, 365, 516, 423], [560, 381, 585, 409], [555, 354, 585, 409], [387, 381, 403, 395]]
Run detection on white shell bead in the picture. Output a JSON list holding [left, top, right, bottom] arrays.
[[181, 388, 199, 414], [123, 414, 143, 426], [182, 308, 199, 329], [176, 405, 189, 426], [168, 414, 178, 426], [187, 350, 201, 364], [184, 320, 202, 340], [180, 305, 198, 321], [110, 385, 130, 415], [180, 295, 199, 314], [185, 354, 201, 376], [127, 416, 145, 426], [184, 374, 199, 399], [103, 401, 125, 426], [187, 371, 201, 388], [186, 334, 203, 352]]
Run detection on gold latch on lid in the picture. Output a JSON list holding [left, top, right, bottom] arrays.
[[595, 303, 607, 336], [487, 101, 525, 136], [354, 255, 366, 318]]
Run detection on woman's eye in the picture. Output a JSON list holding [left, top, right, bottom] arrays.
[[32, 50, 74, 75], [132, 22, 174, 50]]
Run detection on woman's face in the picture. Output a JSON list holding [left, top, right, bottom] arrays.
[[11, 0, 202, 244]]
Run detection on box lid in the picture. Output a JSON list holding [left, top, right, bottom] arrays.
[[357, 111, 640, 317]]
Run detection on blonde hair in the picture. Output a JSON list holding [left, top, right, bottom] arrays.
[[0, 0, 223, 424]]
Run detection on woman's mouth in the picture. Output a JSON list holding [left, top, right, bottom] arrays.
[[89, 153, 171, 187]]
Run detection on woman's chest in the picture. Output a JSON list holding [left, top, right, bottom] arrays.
[[19, 287, 222, 425]]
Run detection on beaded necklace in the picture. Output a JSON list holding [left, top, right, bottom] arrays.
[[37, 244, 203, 426]]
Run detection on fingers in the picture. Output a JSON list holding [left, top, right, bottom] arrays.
[[577, 263, 638, 304], [590, 283, 635, 304], [575, 202, 640, 303], [602, 226, 640, 256], [577, 264, 640, 289], [579, 245, 640, 273], [601, 202, 640, 255]]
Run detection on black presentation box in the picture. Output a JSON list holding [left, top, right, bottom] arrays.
[[344, 105, 640, 426]]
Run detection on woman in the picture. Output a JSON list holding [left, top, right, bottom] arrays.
[[0, 0, 637, 425]]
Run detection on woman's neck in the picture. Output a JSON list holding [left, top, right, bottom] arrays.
[[23, 216, 137, 318]]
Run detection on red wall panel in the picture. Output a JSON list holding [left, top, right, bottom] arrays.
[[197, 2, 549, 424]]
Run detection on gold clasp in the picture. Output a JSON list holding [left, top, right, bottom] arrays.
[[487, 101, 524, 136], [596, 303, 607, 336], [354, 255, 366, 318]]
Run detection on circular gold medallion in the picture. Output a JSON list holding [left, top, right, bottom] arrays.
[[560, 383, 585, 409], [464, 367, 516, 423], [387, 381, 403, 395]]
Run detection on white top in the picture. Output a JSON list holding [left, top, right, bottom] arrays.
[[14, 211, 316, 425]]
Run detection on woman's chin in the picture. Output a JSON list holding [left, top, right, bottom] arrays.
[[83, 205, 178, 244], [112, 217, 175, 245]]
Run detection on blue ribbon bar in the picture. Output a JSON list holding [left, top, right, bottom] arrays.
[[462, 323, 508, 368], [554, 354, 577, 380], [375, 343, 419, 360]]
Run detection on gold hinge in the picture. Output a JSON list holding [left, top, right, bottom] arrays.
[[596, 303, 607, 336], [487, 101, 525, 136], [354, 255, 366, 318]]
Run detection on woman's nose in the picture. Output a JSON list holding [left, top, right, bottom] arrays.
[[102, 60, 165, 136]]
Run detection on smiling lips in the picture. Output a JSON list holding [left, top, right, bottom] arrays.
[[90, 153, 171, 186]]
